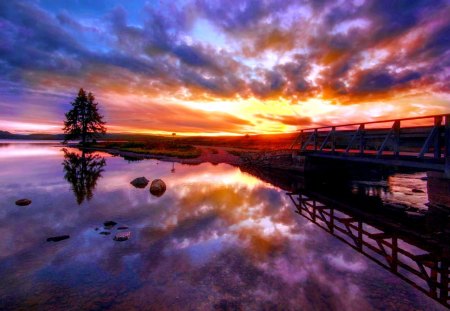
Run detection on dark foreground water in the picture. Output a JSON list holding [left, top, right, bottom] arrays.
[[0, 141, 447, 310]]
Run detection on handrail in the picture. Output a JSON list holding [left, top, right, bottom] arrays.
[[298, 113, 450, 132]]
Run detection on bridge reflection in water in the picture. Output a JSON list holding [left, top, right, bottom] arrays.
[[287, 191, 449, 308]]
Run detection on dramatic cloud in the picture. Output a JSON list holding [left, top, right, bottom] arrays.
[[0, 0, 449, 134]]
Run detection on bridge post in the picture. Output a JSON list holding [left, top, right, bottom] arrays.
[[445, 115, 450, 177], [314, 129, 318, 151], [331, 126, 336, 153], [359, 123, 365, 155], [299, 130, 304, 151], [394, 120, 400, 158], [434, 116, 442, 159]]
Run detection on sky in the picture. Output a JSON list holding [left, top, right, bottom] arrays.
[[1, 0, 450, 135]]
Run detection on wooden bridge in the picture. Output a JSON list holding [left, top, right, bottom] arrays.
[[290, 114, 450, 174], [287, 191, 450, 308]]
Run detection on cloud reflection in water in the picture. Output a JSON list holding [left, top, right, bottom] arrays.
[[0, 143, 444, 310]]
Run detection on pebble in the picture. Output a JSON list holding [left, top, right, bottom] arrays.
[[15, 199, 32, 206], [114, 231, 131, 241]]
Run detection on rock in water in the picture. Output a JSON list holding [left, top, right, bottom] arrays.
[[114, 231, 131, 241], [103, 221, 117, 228], [130, 177, 149, 188], [15, 199, 31, 206], [47, 235, 70, 242], [100, 231, 111, 235], [117, 226, 129, 230], [150, 179, 166, 197]]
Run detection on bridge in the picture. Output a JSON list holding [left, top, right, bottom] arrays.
[[290, 114, 450, 174]]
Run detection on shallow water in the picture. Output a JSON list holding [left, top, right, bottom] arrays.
[[0, 141, 446, 310]]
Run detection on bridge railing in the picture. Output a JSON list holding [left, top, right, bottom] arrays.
[[291, 114, 450, 171]]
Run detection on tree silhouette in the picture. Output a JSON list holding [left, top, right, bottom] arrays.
[[62, 148, 106, 204], [63, 88, 106, 144]]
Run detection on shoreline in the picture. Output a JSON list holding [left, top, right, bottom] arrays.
[[72, 144, 246, 167]]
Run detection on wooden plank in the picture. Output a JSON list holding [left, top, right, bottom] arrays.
[[301, 132, 314, 152], [377, 123, 395, 157], [319, 128, 334, 151], [345, 125, 363, 153], [419, 126, 438, 158], [368, 232, 391, 239]]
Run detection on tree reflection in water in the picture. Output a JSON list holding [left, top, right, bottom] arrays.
[[62, 148, 106, 204]]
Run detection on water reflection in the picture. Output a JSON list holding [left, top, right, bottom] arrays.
[[287, 191, 450, 309], [0, 141, 448, 310], [62, 148, 106, 204]]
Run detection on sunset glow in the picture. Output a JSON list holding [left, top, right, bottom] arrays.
[[1, 1, 449, 135]]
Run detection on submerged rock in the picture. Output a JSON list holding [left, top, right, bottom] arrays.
[[150, 179, 166, 197], [47, 235, 70, 242], [103, 221, 117, 228], [117, 226, 129, 230], [114, 231, 131, 241], [130, 177, 149, 188], [99, 231, 111, 235], [15, 199, 31, 206]]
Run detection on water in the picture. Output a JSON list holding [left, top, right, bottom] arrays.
[[0, 141, 446, 310]]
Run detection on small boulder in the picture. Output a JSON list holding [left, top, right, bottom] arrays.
[[47, 235, 70, 242], [130, 177, 149, 188], [150, 179, 166, 197], [103, 220, 117, 227], [114, 231, 131, 241], [15, 199, 31, 206]]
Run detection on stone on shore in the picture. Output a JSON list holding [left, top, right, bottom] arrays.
[[130, 177, 149, 188], [150, 179, 166, 197], [47, 235, 70, 242], [15, 199, 31, 206], [114, 231, 131, 241]]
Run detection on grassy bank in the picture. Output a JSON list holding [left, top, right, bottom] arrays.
[[83, 141, 202, 159]]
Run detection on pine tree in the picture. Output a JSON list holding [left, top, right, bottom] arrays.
[[63, 88, 106, 144]]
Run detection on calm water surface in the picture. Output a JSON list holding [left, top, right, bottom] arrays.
[[0, 141, 446, 310]]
